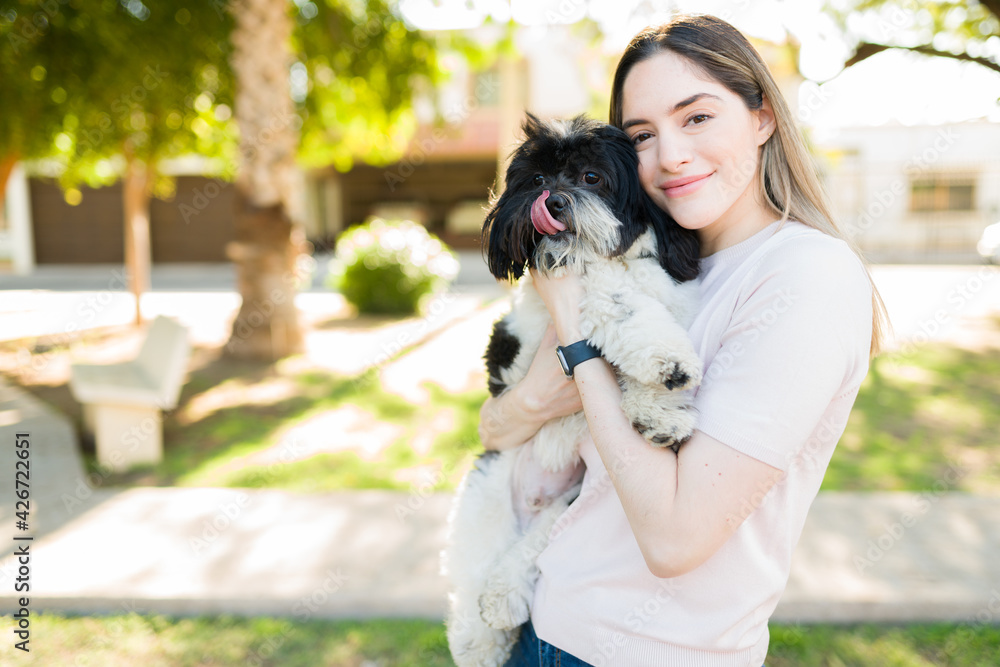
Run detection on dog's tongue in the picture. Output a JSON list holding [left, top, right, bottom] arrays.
[[530, 191, 567, 235]]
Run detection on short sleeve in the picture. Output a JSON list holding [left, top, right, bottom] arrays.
[[692, 236, 873, 471]]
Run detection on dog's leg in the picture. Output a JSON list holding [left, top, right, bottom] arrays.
[[478, 482, 582, 631], [531, 412, 588, 473], [619, 376, 699, 447], [444, 452, 525, 667], [583, 288, 702, 391]]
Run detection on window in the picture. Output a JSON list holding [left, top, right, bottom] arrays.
[[909, 175, 976, 212]]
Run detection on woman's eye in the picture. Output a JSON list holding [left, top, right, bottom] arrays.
[[583, 172, 601, 185], [631, 132, 651, 146], [533, 174, 544, 186], [688, 114, 712, 125]]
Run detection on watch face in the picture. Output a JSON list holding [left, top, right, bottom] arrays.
[[556, 347, 572, 377]]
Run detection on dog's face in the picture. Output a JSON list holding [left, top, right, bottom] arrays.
[[482, 113, 699, 283]]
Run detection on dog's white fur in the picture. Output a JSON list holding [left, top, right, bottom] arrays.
[[443, 225, 701, 666]]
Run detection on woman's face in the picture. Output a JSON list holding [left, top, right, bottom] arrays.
[[621, 50, 775, 246]]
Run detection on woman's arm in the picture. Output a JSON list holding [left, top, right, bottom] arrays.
[[479, 324, 584, 451], [533, 268, 783, 578], [571, 356, 783, 577]]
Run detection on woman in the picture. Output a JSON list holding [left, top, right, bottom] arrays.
[[482, 13, 889, 667]]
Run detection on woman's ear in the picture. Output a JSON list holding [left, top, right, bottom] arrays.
[[756, 94, 777, 146]]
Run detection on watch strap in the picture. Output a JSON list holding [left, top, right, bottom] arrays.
[[556, 340, 602, 377]]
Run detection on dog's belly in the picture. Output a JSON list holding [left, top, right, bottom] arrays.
[[511, 439, 585, 531]]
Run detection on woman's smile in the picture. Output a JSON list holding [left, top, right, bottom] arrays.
[[660, 172, 714, 198]]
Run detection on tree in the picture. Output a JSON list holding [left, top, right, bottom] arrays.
[[223, 0, 448, 359], [1, 1, 234, 325], [3, 0, 455, 357], [0, 1, 94, 242], [832, 0, 1000, 74]]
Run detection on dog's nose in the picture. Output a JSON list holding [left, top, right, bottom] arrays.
[[545, 193, 568, 218]]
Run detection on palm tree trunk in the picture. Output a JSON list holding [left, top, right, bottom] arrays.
[[122, 145, 152, 326], [0, 153, 18, 236], [225, 0, 304, 360]]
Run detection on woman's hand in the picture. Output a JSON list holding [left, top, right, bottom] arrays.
[[519, 324, 584, 417], [529, 268, 586, 344], [479, 324, 583, 451]]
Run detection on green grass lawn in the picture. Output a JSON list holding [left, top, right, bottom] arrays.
[[4, 613, 999, 666], [827, 338, 1000, 493]]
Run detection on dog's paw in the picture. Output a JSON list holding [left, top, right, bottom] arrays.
[[479, 585, 530, 631], [624, 348, 701, 391], [630, 404, 697, 449], [658, 357, 702, 391]]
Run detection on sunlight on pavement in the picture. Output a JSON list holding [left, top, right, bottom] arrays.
[[306, 293, 484, 376], [379, 299, 511, 403], [177, 376, 302, 425]]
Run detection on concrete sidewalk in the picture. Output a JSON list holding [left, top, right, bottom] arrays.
[[2, 378, 1000, 625]]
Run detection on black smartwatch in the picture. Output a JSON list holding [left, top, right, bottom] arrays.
[[555, 340, 602, 378]]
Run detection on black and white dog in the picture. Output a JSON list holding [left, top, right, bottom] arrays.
[[442, 114, 703, 666]]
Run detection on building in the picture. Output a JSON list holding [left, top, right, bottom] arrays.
[[817, 121, 1000, 262]]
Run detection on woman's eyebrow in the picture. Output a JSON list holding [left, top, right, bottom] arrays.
[[622, 92, 724, 130]]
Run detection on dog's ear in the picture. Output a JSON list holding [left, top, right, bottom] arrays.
[[521, 112, 545, 141], [481, 187, 531, 282], [601, 127, 650, 253], [646, 197, 701, 282]]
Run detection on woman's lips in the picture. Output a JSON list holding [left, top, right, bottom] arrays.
[[661, 172, 712, 198]]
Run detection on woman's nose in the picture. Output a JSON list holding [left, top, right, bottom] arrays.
[[657, 134, 691, 173]]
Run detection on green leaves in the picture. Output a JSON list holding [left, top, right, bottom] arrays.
[[2, 0, 469, 191]]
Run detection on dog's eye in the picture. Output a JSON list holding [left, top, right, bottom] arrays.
[[583, 172, 602, 185], [533, 175, 544, 186]]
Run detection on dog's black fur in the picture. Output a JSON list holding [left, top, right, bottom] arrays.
[[481, 113, 700, 284]]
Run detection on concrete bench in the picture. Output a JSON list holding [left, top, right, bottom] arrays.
[[70, 316, 190, 472]]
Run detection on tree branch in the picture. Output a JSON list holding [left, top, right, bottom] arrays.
[[844, 41, 1000, 75], [979, 0, 1000, 21]]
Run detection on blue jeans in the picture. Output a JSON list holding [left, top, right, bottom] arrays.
[[502, 621, 766, 667], [503, 620, 594, 667]]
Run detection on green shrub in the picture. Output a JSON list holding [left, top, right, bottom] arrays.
[[330, 218, 459, 315]]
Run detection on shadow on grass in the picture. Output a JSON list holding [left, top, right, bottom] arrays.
[[827, 333, 1000, 492]]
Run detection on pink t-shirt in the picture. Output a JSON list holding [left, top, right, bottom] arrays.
[[531, 220, 873, 666]]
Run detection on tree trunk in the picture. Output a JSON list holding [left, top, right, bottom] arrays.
[[0, 153, 18, 236], [225, 0, 304, 360], [122, 145, 153, 327]]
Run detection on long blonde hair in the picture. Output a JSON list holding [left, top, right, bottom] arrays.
[[610, 14, 889, 357]]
